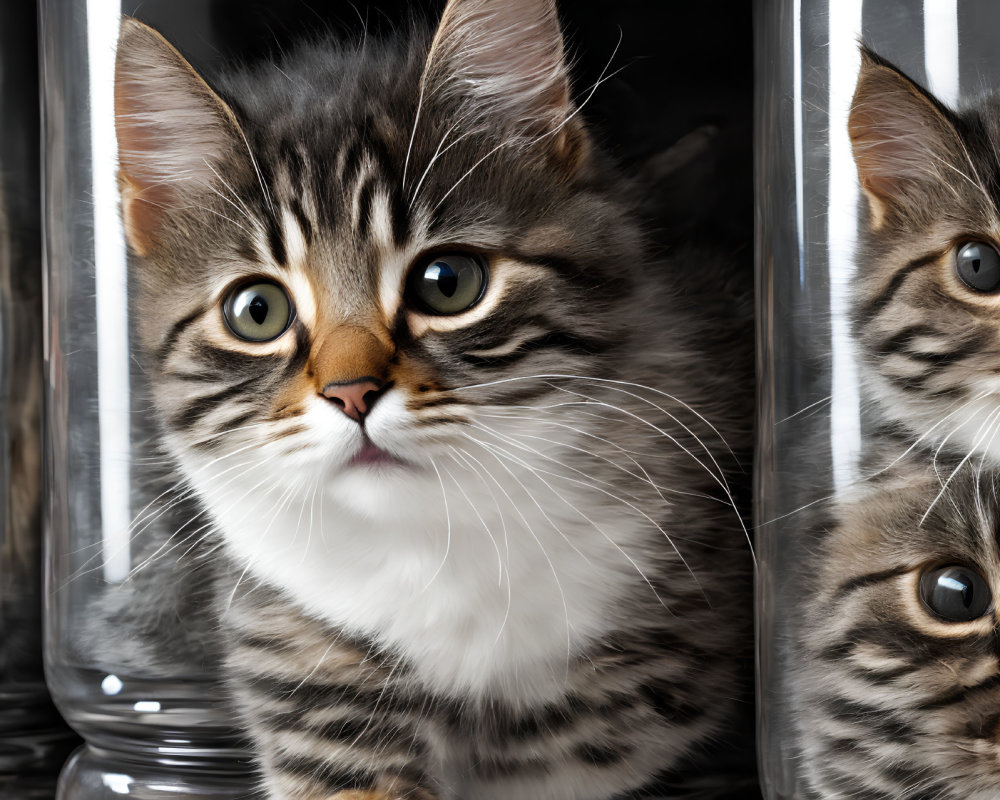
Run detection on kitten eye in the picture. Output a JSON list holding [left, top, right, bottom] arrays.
[[407, 254, 488, 315], [919, 564, 992, 623], [956, 242, 1000, 293], [223, 281, 294, 342]]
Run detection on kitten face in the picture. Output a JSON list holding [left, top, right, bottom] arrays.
[[115, 7, 639, 522], [850, 48, 1000, 463], [798, 450, 1000, 798]]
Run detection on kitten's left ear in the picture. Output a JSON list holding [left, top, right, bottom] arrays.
[[115, 17, 249, 256], [849, 47, 967, 227], [424, 0, 587, 170]]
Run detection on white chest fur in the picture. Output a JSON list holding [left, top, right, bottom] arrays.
[[191, 448, 651, 705]]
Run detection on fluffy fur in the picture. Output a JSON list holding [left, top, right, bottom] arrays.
[[114, 3, 754, 798]]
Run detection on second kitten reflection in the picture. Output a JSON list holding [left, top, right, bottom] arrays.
[[794, 442, 1000, 799]]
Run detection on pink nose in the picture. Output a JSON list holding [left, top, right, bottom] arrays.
[[321, 378, 383, 422]]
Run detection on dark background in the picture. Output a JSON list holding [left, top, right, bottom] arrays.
[[129, 0, 753, 251]]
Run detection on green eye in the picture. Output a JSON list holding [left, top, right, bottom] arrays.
[[223, 281, 294, 342], [408, 254, 488, 315]]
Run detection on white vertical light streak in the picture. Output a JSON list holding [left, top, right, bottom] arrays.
[[88, 0, 131, 582], [793, 0, 805, 281], [924, 0, 959, 107], [827, 0, 864, 491]]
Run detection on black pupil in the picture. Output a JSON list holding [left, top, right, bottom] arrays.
[[434, 263, 458, 297], [249, 295, 268, 325]]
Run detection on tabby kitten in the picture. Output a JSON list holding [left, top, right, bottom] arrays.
[[850, 48, 1000, 463], [794, 440, 1000, 799], [114, 2, 754, 798]]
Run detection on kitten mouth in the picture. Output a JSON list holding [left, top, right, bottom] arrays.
[[348, 437, 406, 469]]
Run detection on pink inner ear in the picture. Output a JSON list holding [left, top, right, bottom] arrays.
[[115, 78, 178, 254], [850, 106, 932, 197], [427, 0, 572, 140], [114, 19, 244, 254], [848, 66, 961, 203]]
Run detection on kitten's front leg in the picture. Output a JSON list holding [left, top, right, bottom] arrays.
[[325, 789, 436, 800], [233, 651, 443, 800], [223, 586, 442, 800], [260, 762, 438, 800]]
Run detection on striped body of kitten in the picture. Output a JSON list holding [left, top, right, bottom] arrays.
[[794, 440, 1000, 799], [850, 48, 1000, 464], [114, 3, 754, 798]]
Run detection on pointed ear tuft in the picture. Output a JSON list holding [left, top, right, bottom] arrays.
[[849, 45, 966, 226], [424, 0, 585, 168], [115, 17, 246, 255]]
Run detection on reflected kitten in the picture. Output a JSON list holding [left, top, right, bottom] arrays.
[[114, 2, 755, 798], [794, 442, 1000, 799], [850, 48, 1000, 463]]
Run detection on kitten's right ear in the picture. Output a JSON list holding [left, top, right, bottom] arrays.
[[849, 47, 966, 227], [115, 18, 246, 256], [422, 0, 587, 171]]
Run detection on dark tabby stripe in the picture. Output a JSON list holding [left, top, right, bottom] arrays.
[[266, 210, 287, 266], [918, 673, 1000, 710], [289, 197, 313, 246], [281, 322, 312, 379], [191, 344, 283, 373], [520, 252, 633, 298], [856, 250, 943, 322], [272, 757, 377, 791], [158, 305, 208, 364], [355, 176, 378, 238], [461, 330, 609, 368], [169, 376, 260, 431], [831, 565, 909, 598]]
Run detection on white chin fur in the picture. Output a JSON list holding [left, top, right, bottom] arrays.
[[867, 374, 1000, 465], [173, 391, 647, 705], [325, 463, 439, 519]]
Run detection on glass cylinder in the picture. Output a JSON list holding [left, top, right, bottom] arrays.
[[0, 0, 80, 794], [757, 1, 1000, 797], [40, 2, 253, 797]]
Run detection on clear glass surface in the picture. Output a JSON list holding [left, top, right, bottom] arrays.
[[0, 0, 79, 786], [40, 1, 253, 796], [756, 1, 1000, 797]]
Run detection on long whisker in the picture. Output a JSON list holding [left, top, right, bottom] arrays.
[[409, 120, 473, 208], [478, 411, 725, 506], [451, 373, 737, 461], [449, 444, 512, 577], [469, 432, 707, 598], [921, 405, 1000, 525], [466, 429, 669, 611], [463, 434, 594, 566], [441, 459, 512, 643], [454, 441, 571, 666], [422, 457, 453, 592], [761, 389, 992, 527]]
